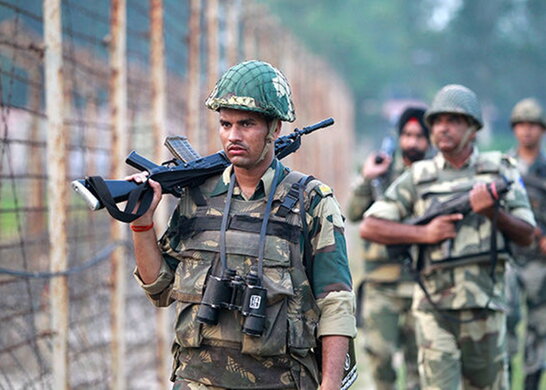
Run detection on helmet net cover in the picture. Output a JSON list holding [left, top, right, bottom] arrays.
[[425, 84, 483, 130], [510, 98, 546, 128], [205, 60, 296, 122]]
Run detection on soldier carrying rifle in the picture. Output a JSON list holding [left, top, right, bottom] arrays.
[[126, 60, 357, 390], [346, 106, 431, 390], [360, 84, 536, 390]]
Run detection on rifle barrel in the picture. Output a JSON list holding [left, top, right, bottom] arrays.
[[296, 117, 334, 136]]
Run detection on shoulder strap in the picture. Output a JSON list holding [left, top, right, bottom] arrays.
[[275, 171, 308, 217], [476, 151, 502, 174], [188, 185, 207, 206], [412, 159, 439, 185], [297, 175, 316, 283]]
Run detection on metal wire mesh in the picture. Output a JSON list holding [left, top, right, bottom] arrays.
[[0, 1, 355, 389]]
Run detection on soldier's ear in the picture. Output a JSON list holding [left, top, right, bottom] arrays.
[[274, 120, 282, 137], [269, 118, 281, 141]]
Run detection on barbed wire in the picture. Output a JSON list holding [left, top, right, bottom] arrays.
[[0, 2, 355, 389], [0, 240, 129, 278], [0, 1, 42, 24]]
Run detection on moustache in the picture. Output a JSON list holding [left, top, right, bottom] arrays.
[[227, 142, 248, 151]]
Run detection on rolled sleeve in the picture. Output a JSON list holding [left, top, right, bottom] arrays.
[[133, 259, 175, 306], [364, 199, 401, 221], [346, 176, 373, 222], [510, 207, 536, 228], [316, 290, 357, 338]]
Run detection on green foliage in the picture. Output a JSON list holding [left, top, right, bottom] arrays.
[[259, 0, 546, 149]]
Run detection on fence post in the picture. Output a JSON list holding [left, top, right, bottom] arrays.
[[110, 0, 128, 389], [205, 0, 219, 154], [28, 66, 45, 238], [44, 0, 69, 388], [186, 0, 201, 150], [150, 0, 170, 387], [226, 0, 241, 67]]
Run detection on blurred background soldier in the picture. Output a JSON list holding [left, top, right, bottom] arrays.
[[504, 98, 546, 389], [360, 84, 536, 389], [346, 106, 431, 390]]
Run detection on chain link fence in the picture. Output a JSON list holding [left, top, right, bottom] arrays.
[[0, 1, 355, 388]]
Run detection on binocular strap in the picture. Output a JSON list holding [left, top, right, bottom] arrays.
[[219, 172, 237, 271], [218, 165, 281, 279]]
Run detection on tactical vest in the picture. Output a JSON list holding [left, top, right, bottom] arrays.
[[411, 151, 511, 273], [166, 170, 322, 376]]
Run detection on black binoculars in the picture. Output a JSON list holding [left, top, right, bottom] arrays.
[[197, 268, 267, 337]]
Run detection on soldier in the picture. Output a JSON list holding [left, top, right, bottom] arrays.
[[127, 60, 356, 390], [347, 107, 431, 390], [505, 98, 546, 389], [359, 84, 536, 389]]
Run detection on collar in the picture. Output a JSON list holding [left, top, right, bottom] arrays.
[[433, 146, 479, 170], [210, 159, 287, 199], [508, 147, 546, 164]]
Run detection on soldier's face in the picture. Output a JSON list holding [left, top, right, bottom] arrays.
[[513, 121, 544, 149], [218, 108, 279, 170], [399, 120, 429, 162], [430, 114, 475, 153]]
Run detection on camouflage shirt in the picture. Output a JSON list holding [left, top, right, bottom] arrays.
[[507, 149, 546, 259], [346, 151, 414, 283], [365, 147, 536, 311], [134, 159, 356, 388]]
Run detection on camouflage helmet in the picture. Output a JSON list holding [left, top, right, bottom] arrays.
[[425, 84, 483, 130], [510, 98, 546, 129], [205, 60, 296, 122]]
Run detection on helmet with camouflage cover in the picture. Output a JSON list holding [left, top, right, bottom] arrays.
[[205, 60, 296, 122], [425, 84, 483, 130], [510, 98, 546, 129]]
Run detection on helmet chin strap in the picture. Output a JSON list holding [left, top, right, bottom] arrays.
[[431, 121, 477, 154], [256, 118, 280, 164], [454, 124, 477, 154]]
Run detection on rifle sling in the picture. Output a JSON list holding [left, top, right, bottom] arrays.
[[87, 176, 153, 223]]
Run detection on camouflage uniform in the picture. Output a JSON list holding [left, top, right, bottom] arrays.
[[505, 149, 546, 384], [134, 160, 356, 389], [365, 147, 536, 389], [347, 151, 419, 390]]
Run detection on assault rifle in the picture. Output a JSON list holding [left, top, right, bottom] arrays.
[[72, 118, 334, 223], [387, 176, 513, 261], [370, 135, 396, 199]]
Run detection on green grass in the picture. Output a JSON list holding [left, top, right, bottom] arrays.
[[0, 187, 19, 239]]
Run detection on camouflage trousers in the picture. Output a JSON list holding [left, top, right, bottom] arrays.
[[414, 308, 509, 390], [362, 282, 419, 390], [506, 259, 546, 376], [172, 378, 298, 390]]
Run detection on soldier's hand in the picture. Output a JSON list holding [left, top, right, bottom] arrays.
[[424, 214, 463, 243], [123, 172, 163, 226], [470, 182, 496, 216], [362, 153, 391, 179]]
